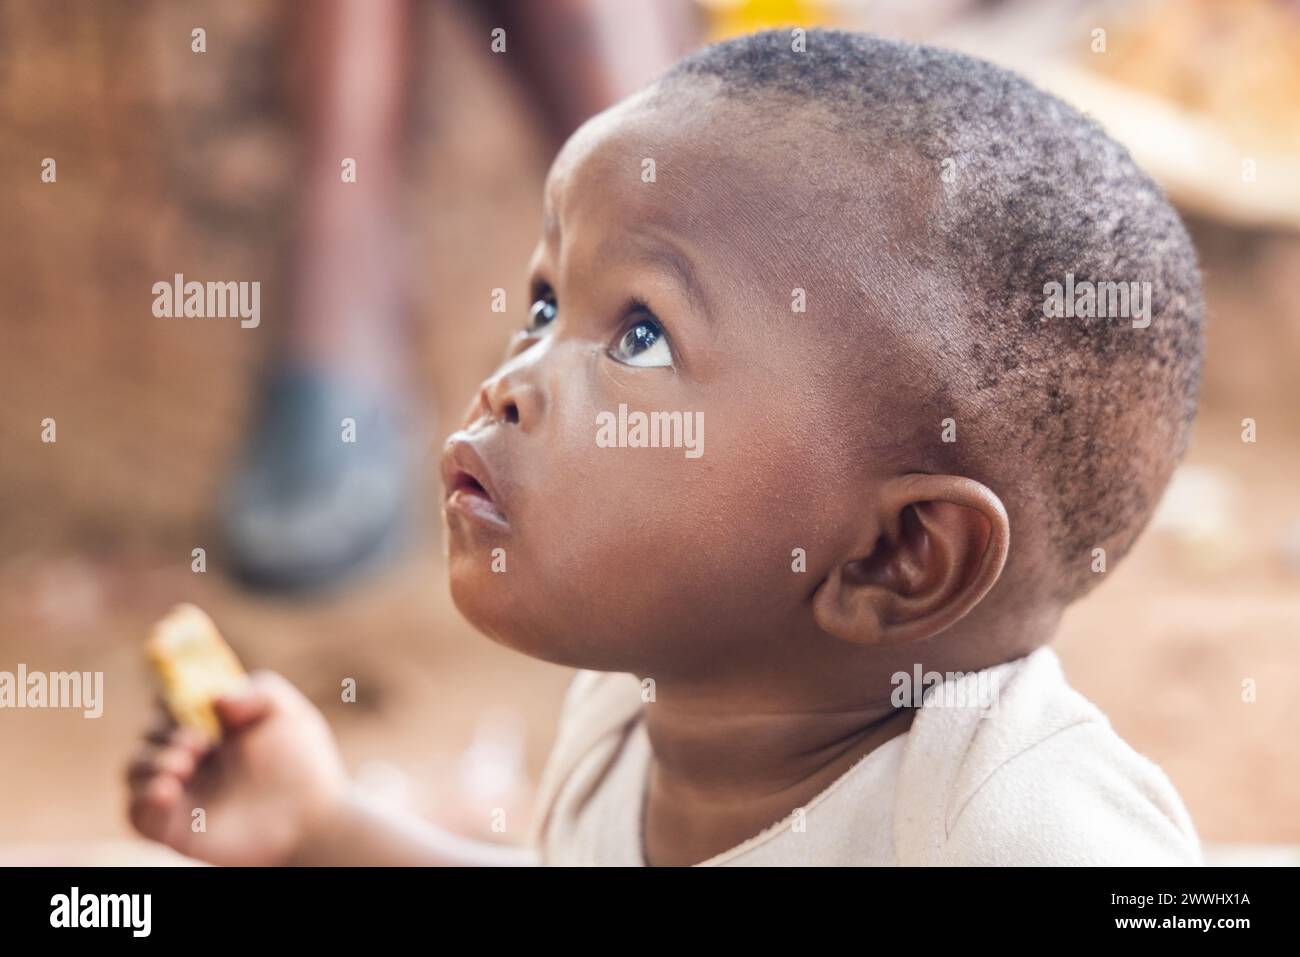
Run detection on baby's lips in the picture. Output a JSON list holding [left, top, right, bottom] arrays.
[[440, 433, 507, 511]]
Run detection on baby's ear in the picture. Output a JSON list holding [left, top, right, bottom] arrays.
[[811, 474, 1009, 646]]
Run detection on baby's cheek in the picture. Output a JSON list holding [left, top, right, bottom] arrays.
[[565, 451, 795, 614]]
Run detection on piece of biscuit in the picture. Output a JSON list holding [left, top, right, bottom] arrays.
[[146, 603, 248, 742]]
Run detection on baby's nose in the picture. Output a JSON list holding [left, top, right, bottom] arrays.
[[475, 365, 544, 432]]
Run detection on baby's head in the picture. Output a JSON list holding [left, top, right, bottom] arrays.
[[441, 30, 1203, 688]]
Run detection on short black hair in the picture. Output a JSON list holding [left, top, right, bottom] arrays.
[[662, 29, 1204, 601]]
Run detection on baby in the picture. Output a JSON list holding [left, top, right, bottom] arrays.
[[128, 30, 1204, 866]]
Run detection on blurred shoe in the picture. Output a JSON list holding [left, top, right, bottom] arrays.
[[220, 364, 410, 592]]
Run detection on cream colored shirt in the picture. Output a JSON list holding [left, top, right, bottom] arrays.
[[529, 647, 1202, 866]]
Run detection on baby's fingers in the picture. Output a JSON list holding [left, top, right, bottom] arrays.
[[127, 774, 182, 841], [142, 712, 210, 755], [126, 743, 198, 788]]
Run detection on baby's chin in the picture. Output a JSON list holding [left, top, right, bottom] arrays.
[[445, 559, 656, 673], [447, 559, 576, 666], [446, 552, 503, 626]]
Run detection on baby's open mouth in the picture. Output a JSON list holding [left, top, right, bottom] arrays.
[[449, 471, 489, 499], [441, 436, 510, 529]]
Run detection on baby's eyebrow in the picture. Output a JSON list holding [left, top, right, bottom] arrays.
[[621, 235, 710, 321], [542, 206, 560, 249]]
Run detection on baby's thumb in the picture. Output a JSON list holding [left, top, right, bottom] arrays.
[[212, 671, 281, 730]]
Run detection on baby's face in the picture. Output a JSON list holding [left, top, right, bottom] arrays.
[[441, 86, 922, 678]]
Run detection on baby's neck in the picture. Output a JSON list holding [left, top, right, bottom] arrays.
[[640, 690, 915, 866]]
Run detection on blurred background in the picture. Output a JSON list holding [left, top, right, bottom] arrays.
[[1, 0, 1297, 864]]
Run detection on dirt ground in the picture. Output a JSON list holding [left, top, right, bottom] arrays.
[[1, 1, 1298, 862]]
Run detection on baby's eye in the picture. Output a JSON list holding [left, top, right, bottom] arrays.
[[611, 311, 672, 368], [527, 290, 557, 333]]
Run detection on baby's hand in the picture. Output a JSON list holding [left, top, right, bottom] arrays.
[[126, 671, 349, 866]]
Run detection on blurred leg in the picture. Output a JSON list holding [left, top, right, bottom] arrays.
[[479, 0, 700, 147], [221, 0, 415, 592], [284, 0, 410, 378]]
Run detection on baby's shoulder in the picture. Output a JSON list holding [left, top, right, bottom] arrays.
[[528, 670, 645, 851], [896, 648, 1201, 865], [556, 669, 645, 730]]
